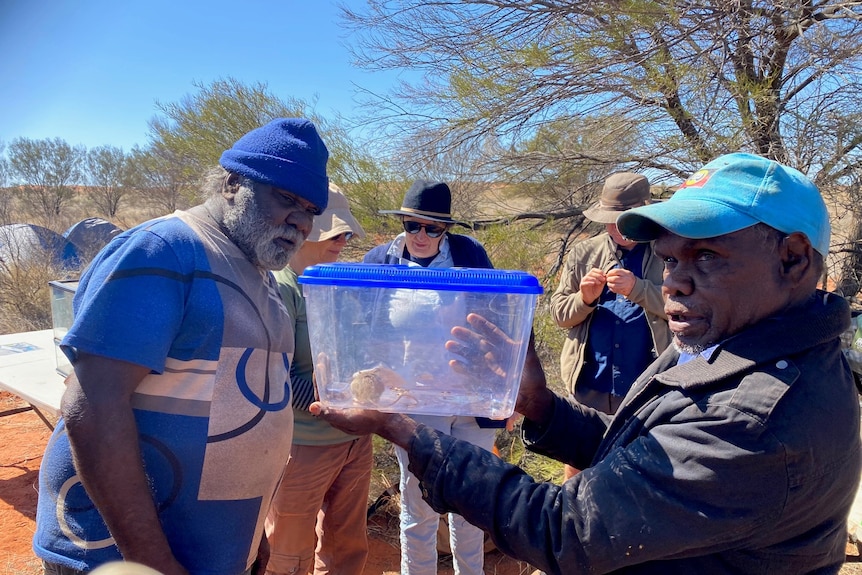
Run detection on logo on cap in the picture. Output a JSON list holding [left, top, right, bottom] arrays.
[[680, 169, 713, 189]]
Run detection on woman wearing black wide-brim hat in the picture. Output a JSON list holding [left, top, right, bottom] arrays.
[[367, 179, 489, 267], [363, 179, 503, 575]]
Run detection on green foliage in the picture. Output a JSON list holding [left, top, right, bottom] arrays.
[[496, 424, 565, 484], [468, 220, 566, 390], [511, 116, 637, 210], [323, 131, 401, 235], [339, 0, 862, 297], [0, 255, 75, 335], [85, 145, 133, 217], [148, 77, 316, 176], [368, 435, 400, 504], [531, 303, 566, 386], [472, 221, 551, 275], [146, 77, 393, 220], [128, 144, 197, 215], [0, 140, 8, 189], [7, 137, 85, 223]]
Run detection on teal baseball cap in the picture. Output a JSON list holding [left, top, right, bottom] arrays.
[[616, 152, 831, 256]]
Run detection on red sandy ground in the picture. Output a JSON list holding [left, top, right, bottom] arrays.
[[0, 392, 528, 575]]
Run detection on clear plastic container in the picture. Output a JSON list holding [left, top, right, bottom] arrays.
[[48, 279, 78, 377], [299, 263, 542, 419]]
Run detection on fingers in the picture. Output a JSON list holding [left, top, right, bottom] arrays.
[[465, 313, 514, 344], [445, 332, 496, 359], [310, 402, 383, 436], [606, 269, 635, 297], [315, 352, 331, 388], [448, 355, 506, 379], [606, 269, 633, 285], [582, 268, 606, 286], [446, 331, 507, 379], [580, 269, 607, 303], [449, 324, 486, 347], [448, 358, 472, 378], [445, 314, 519, 381]]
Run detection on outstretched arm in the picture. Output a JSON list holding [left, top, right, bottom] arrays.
[[313, 313, 557, 437]]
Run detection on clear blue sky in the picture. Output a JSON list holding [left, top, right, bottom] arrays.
[[0, 0, 402, 151]]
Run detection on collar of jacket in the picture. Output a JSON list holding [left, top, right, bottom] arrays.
[[651, 290, 850, 390]]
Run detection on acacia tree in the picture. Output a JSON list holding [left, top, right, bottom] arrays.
[[147, 77, 391, 229], [0, 140, 7, 187], [342, 0, 862, 292], [86, 145, 133, 218], [128, 144, 196, 216], [7, 137, 85, 223], [148, 77, 320, 176]]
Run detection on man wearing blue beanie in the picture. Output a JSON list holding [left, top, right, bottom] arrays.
[[313, 153, 861, 574], [35, 118, 329, 575], [220, 118, 330, 214]]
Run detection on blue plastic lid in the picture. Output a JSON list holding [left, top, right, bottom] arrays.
[[298, 263, 543, 294]]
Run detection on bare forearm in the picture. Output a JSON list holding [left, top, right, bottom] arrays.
[[64, 391, 185, 573], [375, 413, 421, 449]]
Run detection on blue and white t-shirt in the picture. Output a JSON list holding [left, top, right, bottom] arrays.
[[34, 210, 295, 575]]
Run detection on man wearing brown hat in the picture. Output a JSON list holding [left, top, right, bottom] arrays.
[[550, 173, 670, 474]]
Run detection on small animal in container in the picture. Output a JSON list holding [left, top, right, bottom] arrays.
[[349, 365, 418, 408]]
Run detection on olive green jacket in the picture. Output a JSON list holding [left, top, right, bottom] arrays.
[[549, 233, 671, 406]]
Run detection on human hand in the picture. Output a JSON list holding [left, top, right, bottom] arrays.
[[447, 314, 553, 424], [505, 412, 521, 432], [606, 268, 635, 297], [446, 313, 520, 381], [579, 268, 607, 305], [309, 403, 418, 448], [309, 402, 393, 435]]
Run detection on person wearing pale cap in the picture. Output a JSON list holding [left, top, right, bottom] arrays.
[[35, 119, 329, 575], [309, 152, 861, 574], [265, 182, 370, 575], [307, 183, 366, 243], [551, 172, 671, 480]]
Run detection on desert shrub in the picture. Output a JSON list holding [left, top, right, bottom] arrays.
[[0, 256, 77, 335]]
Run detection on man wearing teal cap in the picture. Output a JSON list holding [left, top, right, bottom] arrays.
[[617, 151, 832, 257], [312, 152, 861, 574]]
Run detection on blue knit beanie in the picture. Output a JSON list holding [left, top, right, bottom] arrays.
[[219, 118, 330, 212]]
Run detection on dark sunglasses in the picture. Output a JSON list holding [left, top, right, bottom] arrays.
[[403, 220, 446, 238], [328, 232, 354, 242]]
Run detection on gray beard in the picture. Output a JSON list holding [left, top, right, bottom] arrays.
[[672, 339, 708, 356], [222, 186, 301, 270]]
